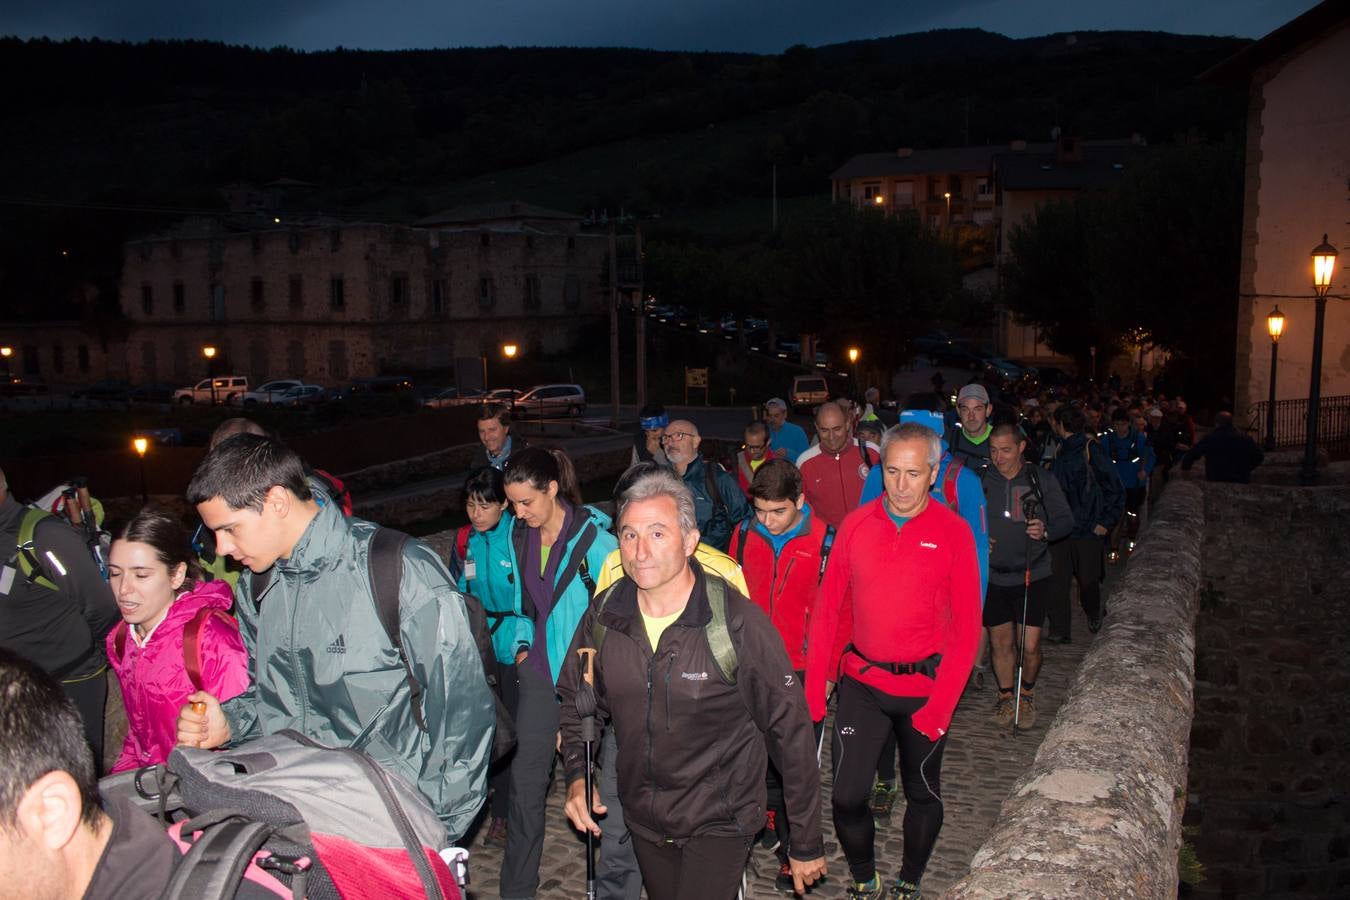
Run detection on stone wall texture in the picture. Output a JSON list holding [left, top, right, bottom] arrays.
[[944, 482, 1204, 899], [1187, 484, 1350, 899]]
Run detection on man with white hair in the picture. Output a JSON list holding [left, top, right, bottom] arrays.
[[806, 424, 981, 900], [557, 469, 827, 899], [764, 398, 809, 462], [660, 419, 750, 552]]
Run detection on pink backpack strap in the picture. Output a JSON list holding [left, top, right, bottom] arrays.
[[183, 608, 240, 692]]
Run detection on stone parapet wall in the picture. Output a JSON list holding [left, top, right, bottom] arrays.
[[944, 482, 1204, 899]]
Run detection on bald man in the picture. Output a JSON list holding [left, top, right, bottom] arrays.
[[660, 419, 751, 551], [796, 402, 880, 529]]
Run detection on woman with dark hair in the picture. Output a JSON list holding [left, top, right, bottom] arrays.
[[499, 446, 617, 900], [448, 466, 522, 848], [105, 507, 250, 772]]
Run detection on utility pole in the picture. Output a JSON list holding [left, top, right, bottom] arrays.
[[608, 227, 621, 430], [634, 227, 647, 412]]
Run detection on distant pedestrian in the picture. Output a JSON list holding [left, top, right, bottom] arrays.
[[477, 403, 526, 471], [797, 401, 879, 530], [1181, 412, 1264, 484], [660, 419, 751, 552], [764, 397, 809, 462], [946, 384, 995, 475], [734, 420, 772, 497], [631, 402, 669, 467], [1103, 409, 1155, 560]]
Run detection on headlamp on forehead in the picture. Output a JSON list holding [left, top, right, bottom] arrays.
[[640, 413, 670, 431]]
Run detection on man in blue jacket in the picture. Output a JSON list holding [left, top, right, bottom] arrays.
[[662, 419, 751, 552], [1046, 405, 1125, 641], [1103, 409, 1155, 562]]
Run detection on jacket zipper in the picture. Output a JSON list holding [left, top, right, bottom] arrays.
[[663, 651, 676, 734], [644, 640, 659, 830]]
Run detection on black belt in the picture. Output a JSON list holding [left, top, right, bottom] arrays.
[[483, 609, 525, 635], [845, 646, 942, 678], [991, 565, 1027, 575]]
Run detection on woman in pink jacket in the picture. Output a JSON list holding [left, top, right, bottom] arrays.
[[106, 507, 250, 772]]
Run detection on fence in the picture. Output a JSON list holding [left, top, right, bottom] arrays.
[[1247, 395, 1350, 451]]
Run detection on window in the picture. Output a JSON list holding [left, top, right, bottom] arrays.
[[173, 281, 185, 315], [894, 181, 914, 205], [566, 236, 576, 254], [52, 345, 65, 373], [947, 175, 962, 199], [141, 284, 154, 316], [288, 232, 301, 254], [976, 177, 991, 197], [478, 275, 495, 310], [431, 279, 446, 317], [862, 183, 883, 205], [524, 274, 541, 310], [22, 345, 39, 376], [391, 274, 409, 309], [251, 233, 263, 255], [328, 340, 348, 381], [210, 284, 225, 321], [287, 340, 305, 375], [330, 276, 345, 310], [563, 274, 581, 310], [141, 342, 157, 381], [289, 275, 303, 311], [208, 239, 223, 266], [250, 277, 265, 313], [77, 345, 90, 373]]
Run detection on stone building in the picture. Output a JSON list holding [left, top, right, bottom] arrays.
[[118, 202, 608, 385], [1207, 1, 1350, 430]]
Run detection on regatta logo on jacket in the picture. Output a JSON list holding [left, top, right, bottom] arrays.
[[681, 671, 709, 681]]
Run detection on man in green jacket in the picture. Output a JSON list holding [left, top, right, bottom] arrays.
[[175, 434, 494, 840]]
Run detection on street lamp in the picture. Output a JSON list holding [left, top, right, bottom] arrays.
[[943, 191, 952, 227], [1301, 234, 1339, 484], [132, 437, 149, 504], [501, 343, 519, 409], [202, 345, 217, 406], [848, 346, 861, 384], [502, 343, 518, 360], [1264, 306, 1285, 450], [0, 346, 11, 381]]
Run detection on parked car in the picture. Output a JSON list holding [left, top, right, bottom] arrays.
[[231, 379, 304, 407], [348, 375, 414, 394], [790, 375, 829, 413], [483, 388, 521, 405], [128, 382, 177, 405], [983, 356, 1027, 385], [275, 384, 326, 407], [421, 387, 486, 409], [174, 375, 250, 405], [514, 383, 587, 417], [71, 380, 132, 403]]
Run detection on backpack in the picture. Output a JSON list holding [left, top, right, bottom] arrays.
[[109, 607, 239, 690], [939, 454, 965, 513], [309, 467, 353, 517], [592, 571, 739, 684], [102, 730, 462, 900], [250, 527, 516, 763], [733, 520, 837, 584], [11, 506, 60, 591]]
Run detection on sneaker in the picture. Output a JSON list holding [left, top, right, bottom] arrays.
[[889, 879, 922, 899], [759, 809, 780, 851], [869, 781, 898, 818], [1015, 694, 1037, 729], [483, 815, 507, 848], [847, 876, 885, 899], [775, 861, 795, 893], [994, 694, 1015, 726]]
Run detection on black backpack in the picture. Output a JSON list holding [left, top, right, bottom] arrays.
[[250, 527, 516, 763]]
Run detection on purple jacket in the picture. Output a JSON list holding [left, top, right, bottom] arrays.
[[106, 580, 250, 772]]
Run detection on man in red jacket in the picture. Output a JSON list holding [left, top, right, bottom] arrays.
[[796, 401, 880, 529], [806, 423, 981, 900], [728, 458, 834, 891]]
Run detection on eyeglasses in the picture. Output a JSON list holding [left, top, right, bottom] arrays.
[[743, 442, 767, 452], [661, 432, 696, 444]]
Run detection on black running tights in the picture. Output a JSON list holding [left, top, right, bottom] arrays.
[[831, 677, 946, 885]]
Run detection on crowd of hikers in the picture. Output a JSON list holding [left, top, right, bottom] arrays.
[[0, 369, 1259, 900]]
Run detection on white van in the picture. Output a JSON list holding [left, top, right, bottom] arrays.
[[790, 375, 829, 413], [174, 375, 250, 405]]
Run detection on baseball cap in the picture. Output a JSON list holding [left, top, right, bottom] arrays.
[[957, 384, 990, 405], [900, 409, 946, 437], [1147, 407, 1163, 418]]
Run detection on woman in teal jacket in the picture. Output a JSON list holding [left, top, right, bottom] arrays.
[[449, 466, 526, 848], [500, 446, 616, 900]]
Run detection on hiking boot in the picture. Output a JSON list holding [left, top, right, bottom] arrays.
[[759, 809, 780, 851], [483, 815, 507, 848], [1015, 694, 1037, 729], [889, 879, 922, 899], [775, 861, 796, 893], [994, 694, 1015, 726], [847, 876, 885, 900], [869, 781, 898, 818]]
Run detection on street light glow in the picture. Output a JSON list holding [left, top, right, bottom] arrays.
[[848, 347, 860, 363], [873, 195, 884, 205], [133, 437, 149, 457], [0, 346, 11, 358], [202, 345, 217, 359], [503, 343, 518, 359], [1312, 234, 1338, 297], [1266, 306, 1285, 342]]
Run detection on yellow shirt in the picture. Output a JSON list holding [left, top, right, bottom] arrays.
[[749, 457, 767, 473], [595, 544, 749, 596], [642, 606, 685, 651]]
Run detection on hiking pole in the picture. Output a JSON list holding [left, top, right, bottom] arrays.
[[576, 647, 599, 900], [1013, 491, 1038, 737]]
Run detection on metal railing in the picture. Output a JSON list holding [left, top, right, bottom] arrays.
[[1248, 395, 1350, 450]]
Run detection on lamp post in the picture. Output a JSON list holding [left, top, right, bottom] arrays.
[[943, 191, 952, 228], [1300, 235, 1339, 485], [1264, 306, 1285, 450], [132, 437, 149, 504], [848, 346, 860, 384], [0, 345, 11, 381], [202, 345, 217, 406], [502, 343, 518, 411]]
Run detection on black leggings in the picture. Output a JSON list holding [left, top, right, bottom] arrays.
[[832, 677, 946, 885], [631, 833, 753, 900]]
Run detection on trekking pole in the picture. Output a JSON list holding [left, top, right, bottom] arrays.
[[1013, 491, 1039, 737], [576, 647, 599, 900]]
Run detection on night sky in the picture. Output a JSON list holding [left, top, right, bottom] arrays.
[[0, 0, 1323, 53]]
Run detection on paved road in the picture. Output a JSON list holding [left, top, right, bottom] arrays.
[[459, 585, 1109, 899]]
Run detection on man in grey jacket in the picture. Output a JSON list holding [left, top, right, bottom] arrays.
[[981, 424, 1074, 729], [175, 434, 494, 840]]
